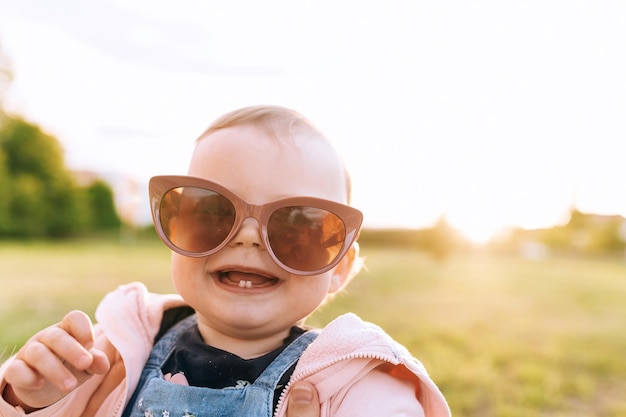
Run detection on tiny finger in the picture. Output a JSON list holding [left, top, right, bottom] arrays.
[[85, 348, 111, 376], [37, 327, 93, 371], [20, 341, 77, 392], [4, 358, 45, 390], [58, 310, 96, 350]]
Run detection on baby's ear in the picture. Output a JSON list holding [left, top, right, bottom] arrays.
[[328, 242, 363, 294]]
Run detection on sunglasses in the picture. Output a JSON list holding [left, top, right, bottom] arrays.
[[149, 175, 363, 276]]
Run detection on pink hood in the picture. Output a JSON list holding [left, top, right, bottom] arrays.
[[275, 313, 450, 417]]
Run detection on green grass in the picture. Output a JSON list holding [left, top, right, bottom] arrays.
[[0, 238, 176, 355], [1, 240, 625, 416]]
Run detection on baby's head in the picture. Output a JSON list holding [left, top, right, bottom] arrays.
[[198, 105, 354, 204], [150, 105, 363, 350]]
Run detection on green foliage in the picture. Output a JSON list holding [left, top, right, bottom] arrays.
[[359, 216, 469, 260], [421, 215, 467, 260], [1, 117, 66, 180], [362, 210, 625, 258], [0, 115, 121, 237], [491, 209, 626, 256], [83, 180, 122, 230], [5, 174, 47, 236], [45, 176, 89, 237], [0, 144, 12, 228]]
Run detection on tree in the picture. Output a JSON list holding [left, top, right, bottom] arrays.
[[2, 116, 67, 180], [0, 115, 121, 237], [84, 180, 122, 230], [0, 116, 83, 236], [0, 143, 10, 230], [422, 215, 462, 260], [0, 42, 12, 229]]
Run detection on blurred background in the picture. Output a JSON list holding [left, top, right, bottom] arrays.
[[1, 1, 626, 416], [1, 0, 625, 244]]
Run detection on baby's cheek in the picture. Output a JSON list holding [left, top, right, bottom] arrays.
[[170, 253, 204, 292]]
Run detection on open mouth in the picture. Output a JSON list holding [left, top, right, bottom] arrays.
[[218, 270, 280, 289]]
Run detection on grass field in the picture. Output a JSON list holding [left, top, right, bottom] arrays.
[[1, 239, 625, 416]]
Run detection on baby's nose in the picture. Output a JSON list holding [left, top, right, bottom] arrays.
[[229, 218, 263, 248]]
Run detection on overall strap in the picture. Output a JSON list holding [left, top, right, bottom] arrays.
[[121, 314, 197, 417], [252, 330, 319, 390], [146, 313, 198, 369]]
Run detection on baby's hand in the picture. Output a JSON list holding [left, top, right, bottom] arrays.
[[3, 310, 110, 411]]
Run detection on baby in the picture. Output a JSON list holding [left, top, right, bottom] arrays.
[[0, 105, 450, 416]]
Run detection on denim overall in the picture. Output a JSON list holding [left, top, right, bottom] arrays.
[[122, 315, 318, 417]]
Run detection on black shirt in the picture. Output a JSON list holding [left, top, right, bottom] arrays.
[[160, 314, 305, 409]]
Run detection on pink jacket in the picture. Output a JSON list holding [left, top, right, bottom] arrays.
[[0, 283, 450, 417]]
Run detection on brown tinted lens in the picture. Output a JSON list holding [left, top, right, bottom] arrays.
[[267, 206, 346, 272], [160, 186, 236, 253]]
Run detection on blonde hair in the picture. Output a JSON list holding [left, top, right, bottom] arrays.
[[197, 105, 353, 204]]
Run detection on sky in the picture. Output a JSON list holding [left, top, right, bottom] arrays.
[[1, 0, 625, 242]]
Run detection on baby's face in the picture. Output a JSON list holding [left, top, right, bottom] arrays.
[[171, 125, 351, 355]]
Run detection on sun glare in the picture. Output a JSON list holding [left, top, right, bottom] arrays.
[[452, 221, 505, 245], [446, 209, 517, 245]]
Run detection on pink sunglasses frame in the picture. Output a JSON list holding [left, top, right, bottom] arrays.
[[149, 175, 363, 275]]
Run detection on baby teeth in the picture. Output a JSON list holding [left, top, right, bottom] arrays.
[[238, 280, 252, 288]]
